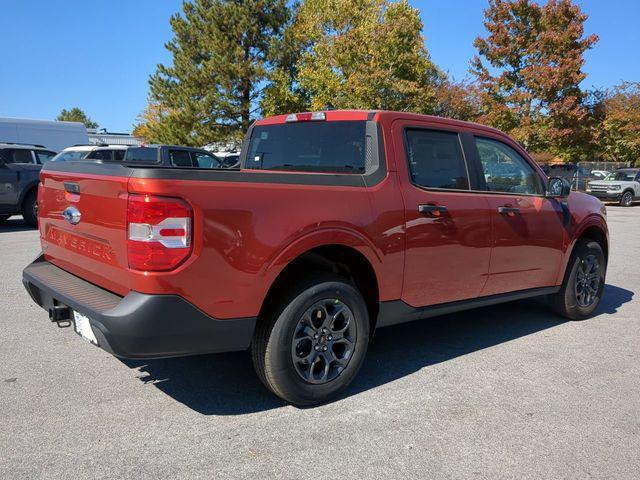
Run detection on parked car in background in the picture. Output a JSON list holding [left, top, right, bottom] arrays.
[[590, 170, 610, 181], [124, 145, 225, 168], [51, 144, 129, 162], [23, 110, 609, 405], [587, 168, 640, 206], [0, 117, 89, 152], [540, 163, 591, 191], [0, 143, 58, 226]]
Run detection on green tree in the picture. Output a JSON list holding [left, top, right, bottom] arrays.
[[56, 107, 98, 129], [471, 0, 598, 160], [262, 0, 442, 115], [144, 0, 289, 146], [592, 82, 640, 165], [132, 101, 172, 143]]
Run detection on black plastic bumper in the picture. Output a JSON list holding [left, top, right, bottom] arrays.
[[22, 255, 256, 359], [588, 192, 622, 200]]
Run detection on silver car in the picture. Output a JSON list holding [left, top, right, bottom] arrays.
[[587, 168, 640, 206]]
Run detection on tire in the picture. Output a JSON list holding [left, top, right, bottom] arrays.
[[619, 190, 634, 207], [550, 239, 606, 320], [21, 190, 38, 228], [0, 215, 10, 224], [251, 273, 370, 406]]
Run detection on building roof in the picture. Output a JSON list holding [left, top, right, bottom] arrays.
[[87, 131, 141, 146]]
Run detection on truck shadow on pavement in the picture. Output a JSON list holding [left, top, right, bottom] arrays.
[[121, 283, 633, 415]]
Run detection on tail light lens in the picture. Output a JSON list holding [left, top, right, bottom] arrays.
[[127, 194, 192, 271], [37, 181, 43, 231]]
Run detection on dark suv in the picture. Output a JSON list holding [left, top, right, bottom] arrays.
[[0, 143, 57, 226]]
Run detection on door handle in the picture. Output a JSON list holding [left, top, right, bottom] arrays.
[[418, 204, 448, 216], [498, 206, 520, 215]]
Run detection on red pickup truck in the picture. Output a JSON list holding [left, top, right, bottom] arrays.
[[23, 110, 608, 405]]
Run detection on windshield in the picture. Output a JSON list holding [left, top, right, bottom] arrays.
[[608, 171, 638, 181], [51, 150, 89, 162], [246, 121, 367, 173]]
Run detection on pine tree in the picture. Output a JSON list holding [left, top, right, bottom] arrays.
[[56, 107, 98, 129], [144, 0, 288, 146]]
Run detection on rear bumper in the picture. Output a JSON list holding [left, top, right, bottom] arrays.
[[22, 255, 256, 359]]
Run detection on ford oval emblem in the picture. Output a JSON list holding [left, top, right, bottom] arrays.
[[63, 206, 81, 225]]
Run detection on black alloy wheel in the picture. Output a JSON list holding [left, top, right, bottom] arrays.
[[620, 191, 633, 207], [290, 298, 357, 385], [574, 254, 601, 308]]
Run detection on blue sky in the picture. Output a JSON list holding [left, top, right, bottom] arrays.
[[0, 0, 638, 132]]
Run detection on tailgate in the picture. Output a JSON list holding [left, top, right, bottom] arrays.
[[38, 162, 133, 296]]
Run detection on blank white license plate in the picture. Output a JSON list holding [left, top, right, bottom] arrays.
[[73, 311, 98, 345]]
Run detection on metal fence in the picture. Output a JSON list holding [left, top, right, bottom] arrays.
[[541, 161, 633, 192], [578, 161, 631, 173], [575, 162, 632, 191]]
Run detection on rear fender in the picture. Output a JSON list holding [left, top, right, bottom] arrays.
[[262, 227, 383, 292]]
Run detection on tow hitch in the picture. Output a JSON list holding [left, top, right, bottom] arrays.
[[49, 305, 71, 327]]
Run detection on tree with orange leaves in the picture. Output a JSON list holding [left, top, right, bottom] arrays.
[[471, 0, 598, 160]]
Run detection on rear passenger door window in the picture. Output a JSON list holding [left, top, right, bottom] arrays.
[[169, 149, 193, 167], [474, 137, 543, 195], [404, 129, 469, 190], [8, 149, 34, 164], [113, 150, 125, 161]]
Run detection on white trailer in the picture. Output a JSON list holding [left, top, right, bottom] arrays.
[[0, 117, 89, 153]]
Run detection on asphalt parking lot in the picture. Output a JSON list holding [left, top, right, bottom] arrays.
[[1, 206, 638, 480]]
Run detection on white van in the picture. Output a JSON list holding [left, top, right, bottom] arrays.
[[0, 117, 89, 153]]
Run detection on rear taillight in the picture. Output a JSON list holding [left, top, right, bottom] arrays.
[[127, 194, 192, 271], [37, 182, 43, 231]]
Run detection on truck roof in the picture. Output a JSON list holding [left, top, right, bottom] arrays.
[[253, 109, 507, 136]]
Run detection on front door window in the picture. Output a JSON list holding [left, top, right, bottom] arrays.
[[475, 137, 544, 196]]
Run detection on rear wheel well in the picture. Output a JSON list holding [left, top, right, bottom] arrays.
[[578, 226, 608, 262], [21, 185, 37, 208], [259, 245, 380, 333]]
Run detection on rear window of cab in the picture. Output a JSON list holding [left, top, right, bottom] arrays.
[[246, 121, 366, 174]]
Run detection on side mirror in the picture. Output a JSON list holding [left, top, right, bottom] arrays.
[[547, 177, 571, 198]]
